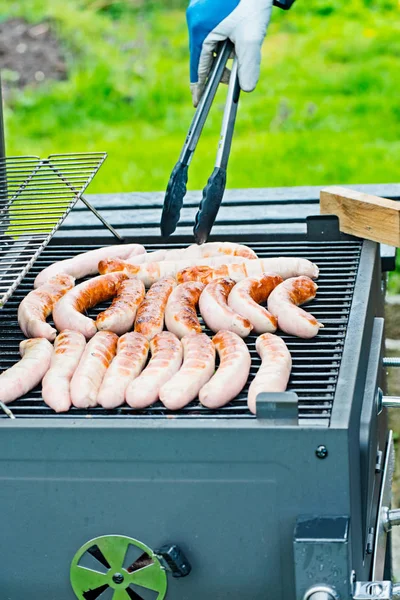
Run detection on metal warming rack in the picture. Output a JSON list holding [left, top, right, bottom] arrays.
[[0, 152, 110, 307]]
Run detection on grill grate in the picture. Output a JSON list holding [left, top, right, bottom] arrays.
[[0, 239, 362, 425], [0, 153, 106, 307]]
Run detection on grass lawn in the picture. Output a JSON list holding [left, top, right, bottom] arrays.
[[2, 0, 400, 286]]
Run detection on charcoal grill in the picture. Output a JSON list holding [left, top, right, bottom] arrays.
[[2, 84, 400, 600]]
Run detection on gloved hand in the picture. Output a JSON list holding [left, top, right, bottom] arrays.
[[187, 0, 273, 107]]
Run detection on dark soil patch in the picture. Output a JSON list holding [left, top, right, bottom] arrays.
[[0, 18, 67, 96]]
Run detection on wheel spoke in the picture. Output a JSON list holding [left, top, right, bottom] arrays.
[[95, 536, 130, 572], [130, 563, 167, 593], [71, 565, 109, 595]]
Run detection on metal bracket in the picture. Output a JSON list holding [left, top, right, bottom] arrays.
[[306, 215, 342, 241], [353, 581, 400, 599], [372, 431, 395, 579], [256, 392, 298, 424]]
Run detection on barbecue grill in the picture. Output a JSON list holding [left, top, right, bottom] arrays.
[[1, 88, 400, 600]]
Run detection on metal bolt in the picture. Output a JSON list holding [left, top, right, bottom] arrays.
[[316, 445, 328, 459], [112, 573, 124, 584]]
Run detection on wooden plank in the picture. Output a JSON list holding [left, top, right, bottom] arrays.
[[320, 186, 400, 246]]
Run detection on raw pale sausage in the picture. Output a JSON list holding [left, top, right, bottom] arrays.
[[128, 242, 257, 264], [267, 276, 323, 338], [53, 272, 128, 339], [159, 333, 215, 410], [199, 331, 251, 408], [34, 244, 145, 287], [0, 338, 53, 404], [247, 333, 292, 414], [165, 282, 205, 338], [18, 274, 75, 341], [126, 332, 182, 408], [97, 332, 149, 409], [41, 330, 86, 412], [70, 331, 118, 408], [134, 277, 176, 341], [199, 278, 253, 337], [228, 273, 283, 334], [96, 278, 145, 335]]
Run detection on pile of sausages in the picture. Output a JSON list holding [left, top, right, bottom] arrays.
[[0, 242, 322, 415]]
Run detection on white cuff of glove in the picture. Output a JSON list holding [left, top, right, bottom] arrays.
[[193, 0, 273, 106]]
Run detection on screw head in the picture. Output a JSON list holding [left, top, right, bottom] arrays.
[[316, 445, 328, 459], [112, 573, 124, 584]]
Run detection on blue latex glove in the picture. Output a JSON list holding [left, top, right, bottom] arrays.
[[187, 0, 273, 106]]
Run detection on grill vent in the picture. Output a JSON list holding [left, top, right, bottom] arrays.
[[0, 240, 362, 426]]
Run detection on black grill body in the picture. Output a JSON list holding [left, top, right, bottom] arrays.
[[0, 226, 389, 599]]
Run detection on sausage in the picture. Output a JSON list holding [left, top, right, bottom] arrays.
[[134, 277, 176, 341], [18, 274, 75, 341], [0, 338, 53, 404], [267, 276, 323, 338], [70, 331, 118, 408], [98, 255, 250, 286], [177, 257, 319, 284], [126, 332, 182, 408], [34, 244, 145, 287], [165, 282, 205, 338], [128, 242, 257, 264], [53, 272, 128, 339], [96, 278, 145, 335], [41, 330, 86, 412], [97, 332, 149, 409], [159, 333, 215, 410], [227, 274, 283, 334], [247, 333, 292, 414], [199, 278, 253, 337], [199, 331, 251, 408]]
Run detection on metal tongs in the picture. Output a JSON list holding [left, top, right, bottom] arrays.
[[161, 40, 240, 244]]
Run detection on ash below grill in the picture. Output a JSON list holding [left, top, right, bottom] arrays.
[[0, 238, 361, 425]]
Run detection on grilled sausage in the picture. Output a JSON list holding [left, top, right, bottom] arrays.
[[227, 274, 283, 334], [247, 333, 292, 414], [97, 332, 149, 409], [199, 278, 253, 337], [41, 330, 86, 412], [128, 242, 257, 265], [34, 244, 145, 287], [18, 274, 75, 341], [126, 332, 182, 408], [70, 331, 118, 408], [0, 338, 53, 404], [199, 331, 251, 408], [96, 278, 145, 335], [134, 277, 176, 341], [267, 276, 323, 338], [159, 333, 215, 410], [165, 282, 205, 338], [53, 272, 128, 339], [98, 255, 250, 286], [177, 257, 319, 284]]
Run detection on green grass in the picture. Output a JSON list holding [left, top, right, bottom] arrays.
[[3, 0, 400, 284]]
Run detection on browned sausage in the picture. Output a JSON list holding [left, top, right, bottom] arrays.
[[134, 277, 176, 340]]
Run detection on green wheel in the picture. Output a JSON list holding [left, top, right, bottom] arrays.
[[70, 535, 168, 600]]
